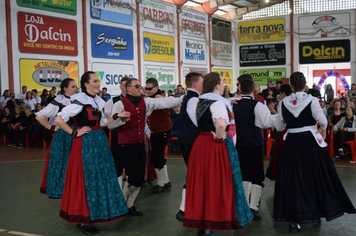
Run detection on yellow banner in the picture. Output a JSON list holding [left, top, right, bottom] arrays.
[[19, 59, 79, 92], [143, 32, 175, 63], [213, 69, 233, 91], [238, 18, 285, 43]]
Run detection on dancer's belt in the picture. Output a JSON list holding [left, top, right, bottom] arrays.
[[283, 125, 327, 148]]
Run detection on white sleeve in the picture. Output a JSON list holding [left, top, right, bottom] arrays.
[[254, 102, 276, 129], [145, 96, 183, 116], [35, 103, 59, 118], [108, 101, 125, 129], [187, 97, 198, 127], [274, 101, 286, 132], [103, 99, 113, 118], [57, 104, 83, 122], [311, 98, 327, 129], [210, 101, 229, 126], [100, 110, 107, 126]]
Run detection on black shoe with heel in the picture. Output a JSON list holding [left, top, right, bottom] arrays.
[[128, 206, 143, 216], [176, 210, 184, 222], [289, 222, 302, 233]]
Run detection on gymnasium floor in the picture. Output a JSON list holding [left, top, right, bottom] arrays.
[[0, 142, 356, 236]]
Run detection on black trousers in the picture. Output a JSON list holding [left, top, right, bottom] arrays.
[[236, 145, 265, 186], [111, 128, 124, 177], [150, 130, 171, 169], [179, 142, 193, 166], [334, 130, 355, 154], [118, 143, 146, 187]]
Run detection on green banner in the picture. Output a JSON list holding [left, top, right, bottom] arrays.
[[240, 68, 286, 86], [17, 0, 77, 15]]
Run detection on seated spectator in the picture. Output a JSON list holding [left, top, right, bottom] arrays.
[[6, 92, 20, 112], [173, 85, 185, 97], [254, 84, 263, 97], [102, 87, 111, 102], [31, 89, 41, 106], [0, 106, 13, 135], [14, 105, 35, 148], [275, 84, 292, 112], [160, 90, 166, 97], [167, 90, 173, 97], [6, 106, 23, 147], [340, 97, 347, 109], [0, 89, 11, 110], [40, 89, 49, 107], [262, 80, 277, 98], [327, 99, 336, 116], [333, 104, 356, 157], [24, 91, 35, 111], [265, 88, 277, 105], [98, 91, 105, 100], [17, 86, 27, 102], [47, 89, 56, 104], [223, 85, 233, 98], [267, 100, 277, 115], [167, 106, 181, 154], [319, 101, 328, 117], [328, 99, 345, 127], [28, 104, 44, 148], [304, 85, 309, 94]]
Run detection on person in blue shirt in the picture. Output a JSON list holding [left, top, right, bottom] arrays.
[[102, 87, 111, 102]]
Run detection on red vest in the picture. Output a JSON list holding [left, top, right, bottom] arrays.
[[118, 97, 146, 144], [147, 108, 172, 134]]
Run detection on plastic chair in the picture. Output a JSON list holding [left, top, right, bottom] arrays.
[[329, 130, 356, 161], [3, 134, 8, 145], [165, 136, 178, 154], [264, 128, 275, 157]]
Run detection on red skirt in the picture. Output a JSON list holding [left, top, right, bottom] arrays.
[[184, 133, 238, 230]]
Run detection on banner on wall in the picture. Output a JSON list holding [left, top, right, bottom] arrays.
[[143, 32, 175, 63], [181, 9, 207, 38], [18, 12, 78, 56], [182, 39, 206, 65], [212, 43, 232, 67], [142, 0, 174, 32], [17, 0, 77, 15], [143, 65, 176, 91], [19, 59, 79, 90], [299, 39, 350, 64], [298, 13, 351, 39], [90, 0, 133, 25], [240, 43, 286, 67], [213, 69, 233, 90], [182, 67, 208, 77], [238, 18, 285, 43], [212, 18, 231, 43], [92, 62, 135, 96], [91, 24, 133, 60], [239, 68, 286, 86]]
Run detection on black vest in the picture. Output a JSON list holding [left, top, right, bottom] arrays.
[[177, 90, 200, 144], [233, 97, 263, 146]]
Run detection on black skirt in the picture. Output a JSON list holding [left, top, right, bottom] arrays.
[[273, 131, 356, 224]]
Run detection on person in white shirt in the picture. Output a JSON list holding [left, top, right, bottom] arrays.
[[31, 89, 42, 105], [0, 89, 11, 110], [17, 86, 27, 101], [23, 91, 35, 111]]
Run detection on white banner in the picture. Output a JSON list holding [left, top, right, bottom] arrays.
[[141, 0, 175, 32], [212, 42, 232, 66], [298, 12, 351, 39], [92, 62, 135, 96], [182, 38, 207, 65], [143, 65, 176, 91], [181, 8, 207, 38]]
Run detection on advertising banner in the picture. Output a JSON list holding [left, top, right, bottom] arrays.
[[18, 12, 77, 56], [239, 68, 286, 86], [17, 0, 76, 15], [92, 62, 135, 96], [143, 65, 176, 91], [212, 43, 232, 67], [240, 43, 286, 67], [91, 24, 133, 60], [90, 0, 133, 25], [299, 39, 350, 64], [182, 38, 206, 65], [143, 32, 175, 63], [19, 59, 79, 91], [142, 0, 174, 32], [182, 67, 207, 77], [298, 13, 351, 39], [238, 18, 285, 43], [213, 69, 233, 90], [181, 9, 207, 38], [212, 18, 231, 43]]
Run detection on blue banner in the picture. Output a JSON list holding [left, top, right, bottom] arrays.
[[91, 24, 134, 60], [90, 0, 133, 25]]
